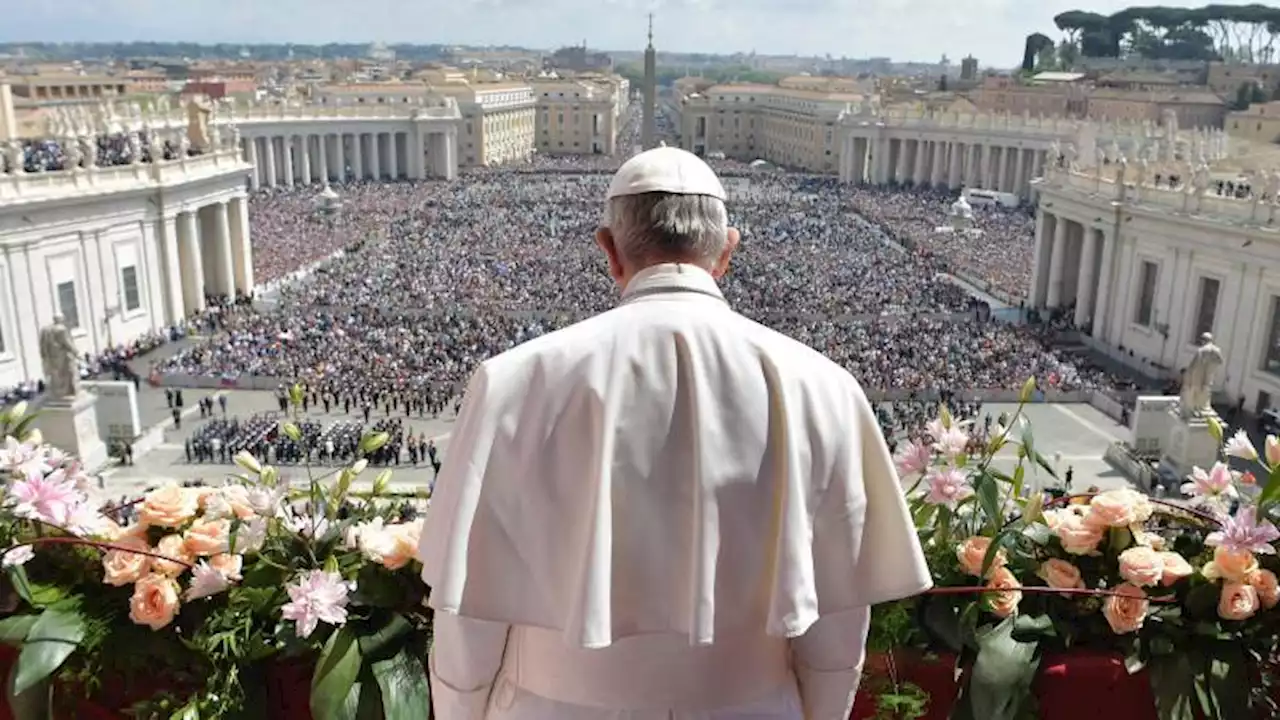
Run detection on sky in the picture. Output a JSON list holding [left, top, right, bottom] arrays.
[[3, 0, 1156, 66]]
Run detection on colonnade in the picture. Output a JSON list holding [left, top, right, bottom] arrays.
[[157, 194, 253, 324], [841, 134, 1049, 199], [1029, 210, 1116, 340], [241, 128, 457, 190]]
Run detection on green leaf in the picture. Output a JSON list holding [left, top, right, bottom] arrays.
[[976, 476, 1002, 530], [357, 615, 412, 660], [6, 567, 32, 606], [12, 607, 85, 695], [311, 626, 363, 720], [0, 616, 35, 646], [1148, 652, 1200, 720], [953, 618, 1040, 720], [920, 596, 965, 653], [371, 648, 431, 720], [1256, 469, 1280, 516], [1011, 614, 1054, 642], [1206, 646, 1249, 719], [980, 532, 1006, 578]]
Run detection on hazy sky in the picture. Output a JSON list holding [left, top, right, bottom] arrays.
[[4, 0, 1156, 65]]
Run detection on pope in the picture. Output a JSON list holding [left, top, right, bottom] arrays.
[[420, 147, 931, 720]]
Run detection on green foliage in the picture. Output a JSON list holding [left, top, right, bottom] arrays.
[[1046, 4, 1280, 62]]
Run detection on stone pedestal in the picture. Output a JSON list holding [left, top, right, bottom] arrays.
[[35, 393, 108, 471], [1158, 411, 1220, 481]]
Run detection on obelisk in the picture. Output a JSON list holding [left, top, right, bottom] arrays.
[[641, 13, 657, 150]]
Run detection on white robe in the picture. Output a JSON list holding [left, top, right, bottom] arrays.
[[421, 263, 932, 719]]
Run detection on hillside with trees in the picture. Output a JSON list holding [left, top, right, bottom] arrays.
[[1024, 4, 1280, 69]]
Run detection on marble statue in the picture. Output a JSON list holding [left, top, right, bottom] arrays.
[[186, 96, 213, 152], [6, 141, 24, 173], [1193, 161, 1211, 197], [127, 131, 142, 164], [39, 316, 80, 399], [1265, 168, 1280, 203], [62, 136, 82, 169], [1180, 333, 1224, 419], [79, 136, 96, 168], [1064, 142, 1077, 171], [1115, 155, 1128, 186], [1137, 156, 1149, 187], [1049, 139, 1062, 167]]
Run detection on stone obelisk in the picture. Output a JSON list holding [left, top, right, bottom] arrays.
[[641, 13, 657, 150]]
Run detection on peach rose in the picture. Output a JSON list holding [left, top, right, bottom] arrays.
[[1055, 515, 1105, 556], [139, 485, 198, 528], [1131, 528, 1167, 551], [209, 553, 243, 581], [101, 537, 151, 586], [1246, 569, 1280, 609], [956, 536, 1006, 578], [985, 567, 1023, 619], [129, 573, 180, 630], [1102, 582, 1149, 634], [1158, 552, 1194, 587], [184, 519, 231, 557], [1204, 547, 1259, 583], [1219, 581, 1260, 621], [1037, 558, 1085, 595], [1085, 489, 1153, 529], [152, 534, 194, 577], [1118, 546, 1165, 587]]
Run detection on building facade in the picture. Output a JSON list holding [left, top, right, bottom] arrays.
[[532, 79, 621, 156], [0, 134, 254, 389], [1029, 163, 1280, 414], [1227, 101, 1280, 144]]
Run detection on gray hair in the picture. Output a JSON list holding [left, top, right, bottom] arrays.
[[601, 192, 729, 266]]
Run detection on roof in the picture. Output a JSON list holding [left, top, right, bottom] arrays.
[[705, 82, 863, 102], [1088, 86, 1224, 105], [1031, 72, 1086, 83]]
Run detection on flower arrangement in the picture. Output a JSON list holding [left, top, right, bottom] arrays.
[[871, 378, 1280, 720], [0, 385, 433, 719]]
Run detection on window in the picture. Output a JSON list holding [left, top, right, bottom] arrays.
[[1263, 297, 1280, 377], [1192, 277, 1220, 339], [121, 265, 141, 312], [1134, 261, 1158, 327], [56, 281, 79, 329]]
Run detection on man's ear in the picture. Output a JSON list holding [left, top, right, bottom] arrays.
[[711, 227, 740, 279], [596, 228, 625, 282]]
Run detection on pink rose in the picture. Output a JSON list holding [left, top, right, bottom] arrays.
[[129, 573, 181, 630], [139, 485, 198, 528], [1037, 558, 1085, 595], [1055, 515, 1104, 556], [152, 534, 193, 577], [1219, 581, 1260, 621], [1158, 552, 1194, 587], [1117, 546, 1165, 587], [1085, 489, 1153, 529], [985, 567, 1022, 619], [1246, 569, 1280, 610], [956, 536, 1006, 578], [184, 519, 231, 557], [1102, 582, 1149, 634], [1204, 547, 1259, 583], [101, 537, 150, 587]]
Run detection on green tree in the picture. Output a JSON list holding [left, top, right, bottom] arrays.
[[1022, 32, 1053, 71]]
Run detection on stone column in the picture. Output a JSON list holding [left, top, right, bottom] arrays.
[[445, 128, 457, 180], [1014, 148, 1027, 197], [322, 133, 332, 184], [158, 214, 184, 325], [263, 137, 277, 187], [229, 195, 254, 294], [390, 132, 402, 178], [370, 133, 382, 180], [336, 134, 348, 183], [968, 144, 981, 187], [894, 139, 908, 183], [1030, 211, 1049, 308], [245, 137, 260, 191], [948, 142, 962, 189], [178, 210, 205, 315], [282, 137, 295, 187], [912, 140, 927, 185], [1093, 230, 1115, 341], [931, 141, 945, 186], [352, 133, 364, 180], [213, 201, 236, 299], [1046, 215, 1069, 308], [299, 135, 312, 185], [1002, 148, 1015, 192], [1074, 227, 1100, 328]]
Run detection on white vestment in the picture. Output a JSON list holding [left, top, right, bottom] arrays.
[[421, 263, 932, 720]]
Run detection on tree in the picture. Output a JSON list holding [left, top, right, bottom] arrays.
[[1022, 32, 1054, 71]]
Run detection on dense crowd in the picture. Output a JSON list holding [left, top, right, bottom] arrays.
[[158, 165, 1143, 406], [850, 186, 1036, 300]]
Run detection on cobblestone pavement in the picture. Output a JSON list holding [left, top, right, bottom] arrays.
[[93, 393, 1135, 503]]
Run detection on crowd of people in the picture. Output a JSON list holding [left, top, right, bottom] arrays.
[[2, 133, 199, 174], [157, 163, 1145, 411], [849, 186, 1036, 300]]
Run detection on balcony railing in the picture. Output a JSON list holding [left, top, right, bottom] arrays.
[[0, 147, 248, 204]]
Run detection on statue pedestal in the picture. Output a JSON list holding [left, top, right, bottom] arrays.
[[1158, 410, 1220, 481], [35, 393, 108, 471]]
